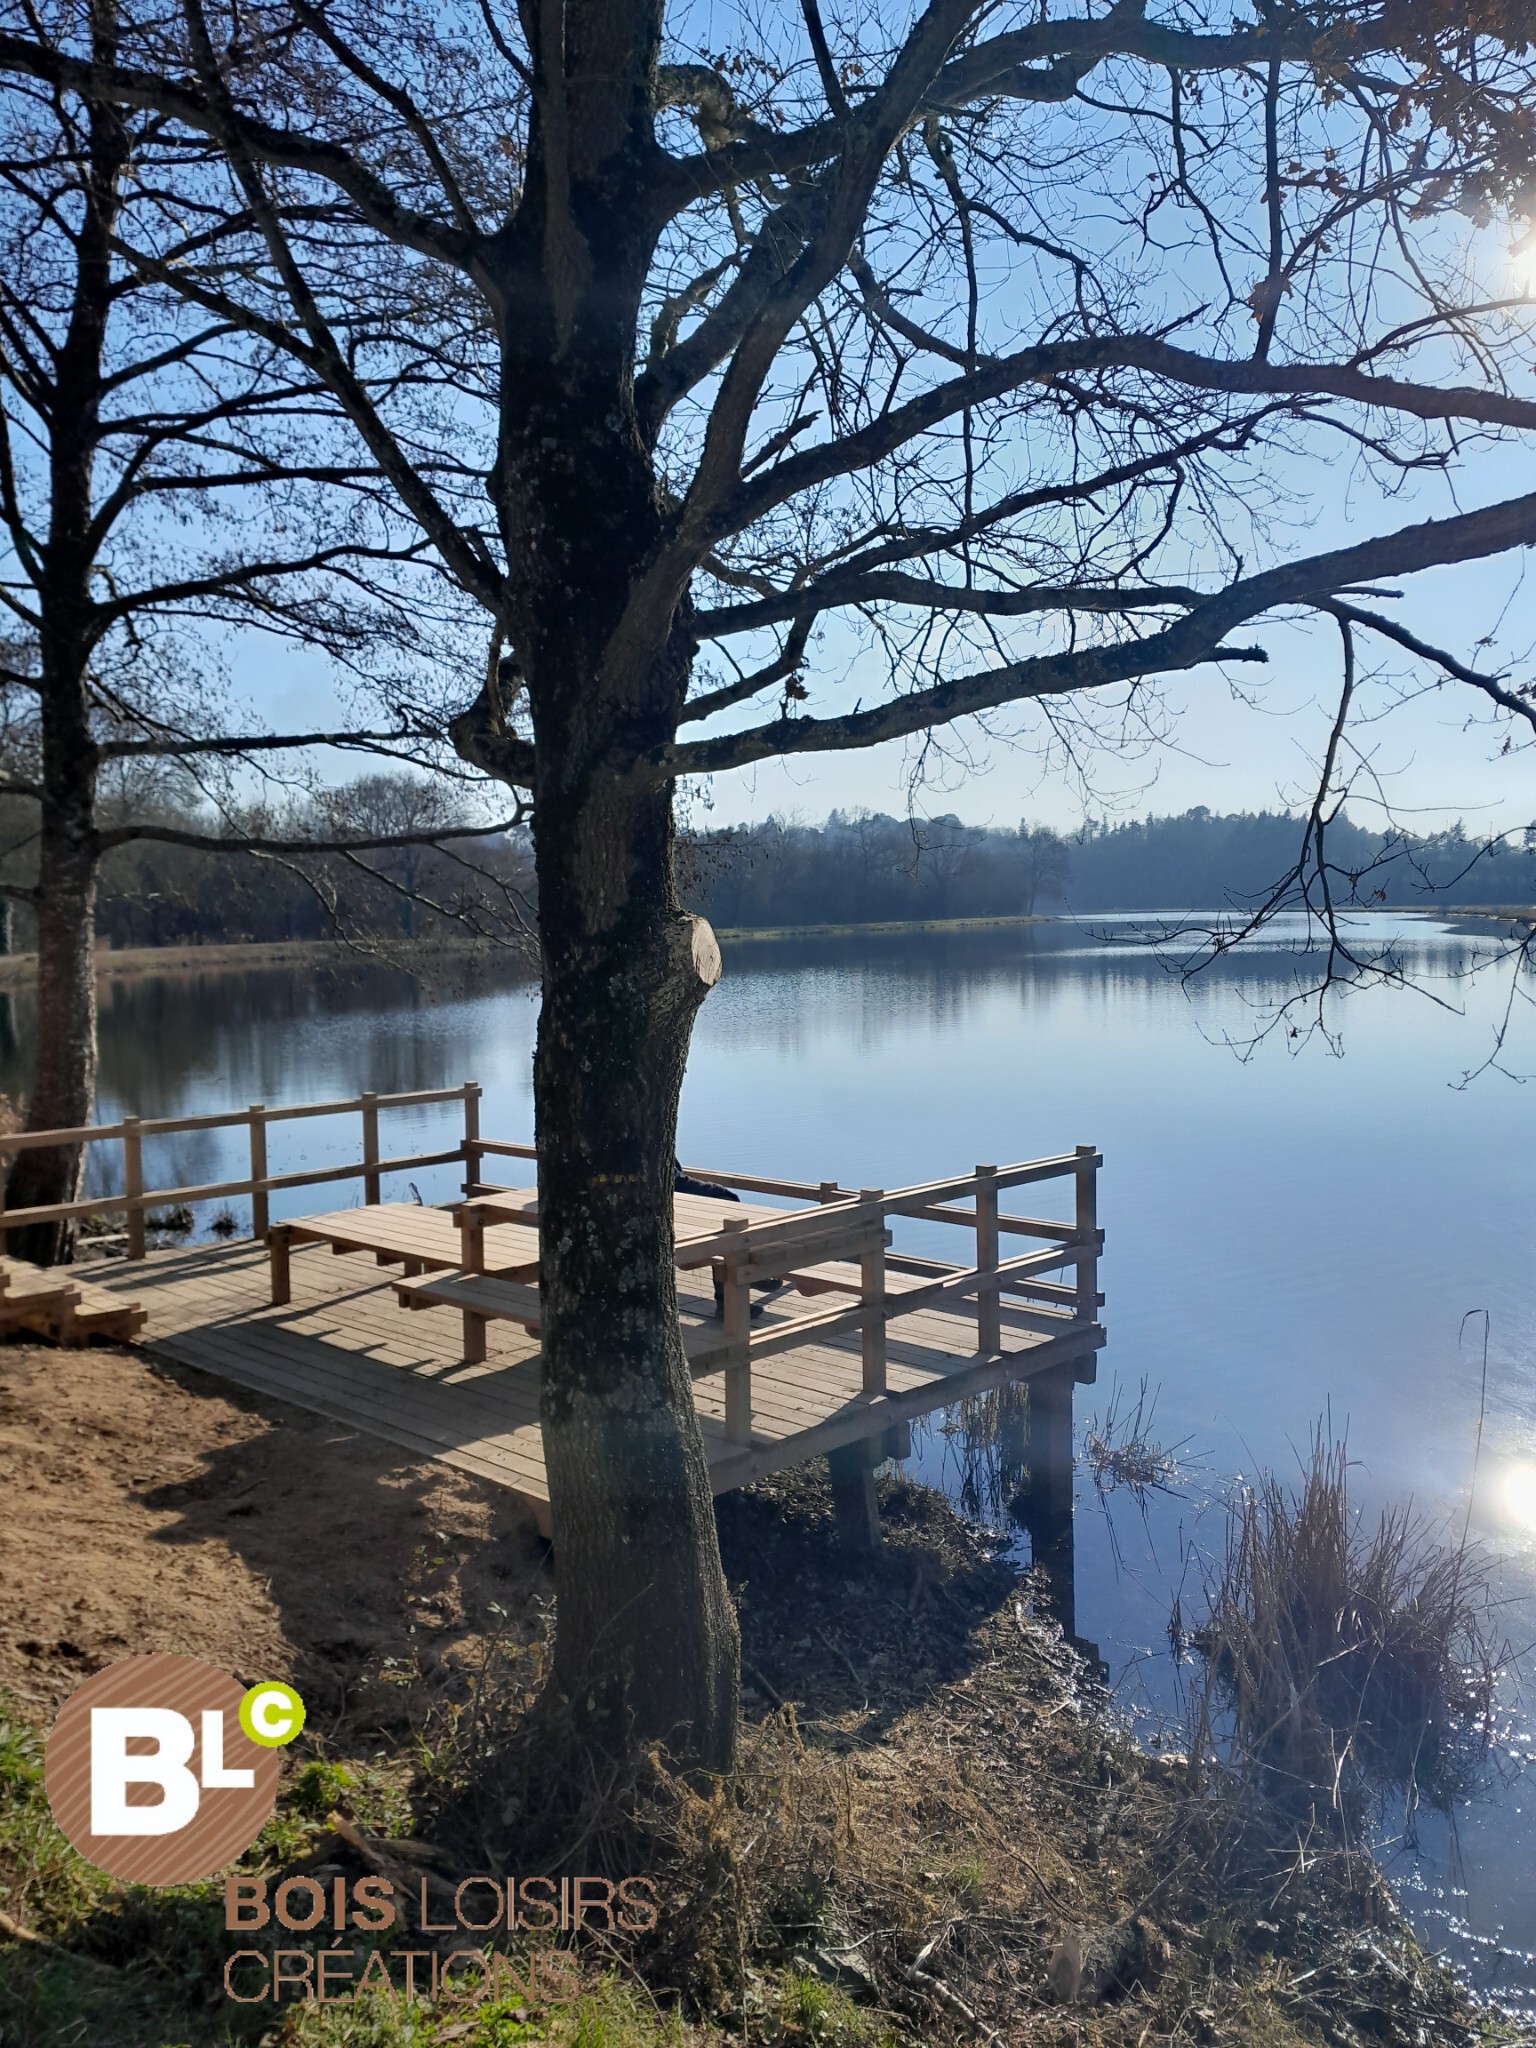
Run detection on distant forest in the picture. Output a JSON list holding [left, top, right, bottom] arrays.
[[684, 807, 1536, 928], [0, 775, 536, 955], [0, 786, 1529, 954]]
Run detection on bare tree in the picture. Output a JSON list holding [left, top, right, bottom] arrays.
[[6, 0, 1535, 1777], [0, 1, 506, 1259], [1016, 824, 1070, 917]]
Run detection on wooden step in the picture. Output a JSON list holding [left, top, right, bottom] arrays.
[[0, 1255, 146, 1345]]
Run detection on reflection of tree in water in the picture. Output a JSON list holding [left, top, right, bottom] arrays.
[[708, 919, 1488, 1065], [0, 957, 539, 1213]]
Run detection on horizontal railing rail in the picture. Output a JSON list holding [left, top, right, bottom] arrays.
[[0, 1083, 483, 1255]]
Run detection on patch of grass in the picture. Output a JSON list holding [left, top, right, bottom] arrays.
[[277, 1990, 438, 2046], [0, 1771, 240, 2048], [277, 1978, 692, 2048], [935, 1855, 986, 1911], [774, 1969, 867, 2045], [291, 1758, 358, 1818]]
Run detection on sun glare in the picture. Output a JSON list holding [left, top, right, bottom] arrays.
[[1501, 1463, 1536, 1532]]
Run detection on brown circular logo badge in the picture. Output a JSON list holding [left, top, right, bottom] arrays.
[[45, 1655, 287, 1884]]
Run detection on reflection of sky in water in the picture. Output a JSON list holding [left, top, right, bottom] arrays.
[[2, 910, 1530, 2008]]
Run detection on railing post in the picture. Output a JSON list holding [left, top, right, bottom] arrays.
[[0, 1142, 8, 1256], [462, 1081, 482, 1193], [361, 1092, 380, 1205], [859, 1187, 886, 1396], [123, 1116, 145, 1261], [818, 1180, 839, 1205], [975, 1162, 1000, 1355], [249, 1106, 268, 1242], [722, 1215, 751, 1445], [1074, 1144, 1098, 1330]]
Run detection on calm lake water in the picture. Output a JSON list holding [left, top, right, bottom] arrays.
[[2, 911, 1532, 2011]]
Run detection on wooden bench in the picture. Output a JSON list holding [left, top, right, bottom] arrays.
[[267, 1204, 540, 1306], [777, 1259, 932, 1300], [393, 1268, 738, 1371], [403, 1196, 896, 1379]]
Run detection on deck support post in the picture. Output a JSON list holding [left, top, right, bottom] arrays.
[[1024, 1360, 1074, 1525], [880, 1418, 911, 1463], [827, 1436, 882, 1553], [1020, 1360, 1077, 1632]]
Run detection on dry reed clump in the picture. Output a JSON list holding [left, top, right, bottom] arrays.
[[1195, 1431, 1497, 1816], [1082, 1378, 1188, 1503]]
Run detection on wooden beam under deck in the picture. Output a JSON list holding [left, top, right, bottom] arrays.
[[84, 1235, 1102, 1537]]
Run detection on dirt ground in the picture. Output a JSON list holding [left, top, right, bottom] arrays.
[[0, 1337, 1504, 2048], [0, 1339, 552, 1740], [0, 1332, 1025, 1746]]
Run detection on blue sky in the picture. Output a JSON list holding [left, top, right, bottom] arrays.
[[246, 538, 1535, 836]]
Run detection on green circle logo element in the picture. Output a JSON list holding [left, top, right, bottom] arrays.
[[238, 1682, 306, 1749]]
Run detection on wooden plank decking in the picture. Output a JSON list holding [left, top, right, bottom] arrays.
[[85, 1224, 1102, 1535]]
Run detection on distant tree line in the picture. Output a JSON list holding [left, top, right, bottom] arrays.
[[0, 772, 533, 953], [0, 795, 1526, 954], [684, 808, 1536, 927]]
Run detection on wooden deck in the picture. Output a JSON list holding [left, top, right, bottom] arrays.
[[85, 1228, 1102, 1535]]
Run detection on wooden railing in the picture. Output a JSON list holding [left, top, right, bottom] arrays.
[[0, 1082, 484, 1256], [690, 1150, 1103, 1448], [0, 1097, 1102, 1455]]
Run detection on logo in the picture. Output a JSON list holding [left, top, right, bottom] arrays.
[[45, 1655, 303, 1885]]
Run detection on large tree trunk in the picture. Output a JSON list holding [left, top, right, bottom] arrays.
[[532, 771, 739, 1777], [471, 0, 742, 1780], [6, 787, 99, 1266], [4, 16, 123, 1268]]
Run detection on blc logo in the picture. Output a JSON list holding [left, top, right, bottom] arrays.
[[45, 1654, 305, 1884]]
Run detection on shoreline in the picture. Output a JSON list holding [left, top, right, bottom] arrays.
[[714, 911, 1053, 939], [0, 899, 1525, 986], [0, 935, 519, 985], [0, 924, 1058, 983], [0, 1352, 1508, 2047]]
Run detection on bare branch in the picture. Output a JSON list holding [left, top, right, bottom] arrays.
[[659, 486, 1536, 779]]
